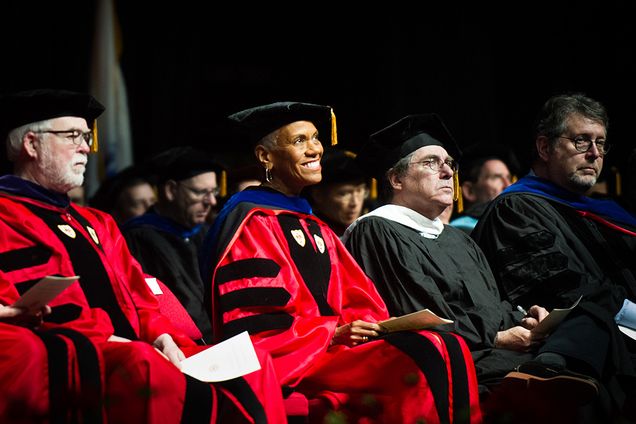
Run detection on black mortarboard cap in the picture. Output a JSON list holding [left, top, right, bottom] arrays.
[[0, 89, 104, 138], [318, 148, 366, 185], [356, 113, 461, 178], [227, 101, 337, 146], [146, 146, 224, 184]]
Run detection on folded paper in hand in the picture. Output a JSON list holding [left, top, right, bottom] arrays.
[[12, 275, 79, 312], [379, 309, 453, 333], [531, 295, 582, 335], [180, 331, 261, 382], [615, 299, 636, 340]]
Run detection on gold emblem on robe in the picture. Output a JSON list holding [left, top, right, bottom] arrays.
[[291, 229, 306, 247], [86, 226, 100, 245], [57, 224, 76, 239], [314, 234, 325, 253]]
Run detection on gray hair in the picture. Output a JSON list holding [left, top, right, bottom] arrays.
[[379, 151, 416, 202], [258, 128, 280, 150], [533, 93, 608, 160], [6, 119, 52, 162]]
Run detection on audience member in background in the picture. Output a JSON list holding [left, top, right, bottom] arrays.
[[304, 147, 369, 236], [123, 146, 222, 343], [473, 93, 636, 421], [449, 143, 520, 234], [0, 89, 285, 423], [228, 163, 263, 194], [90, 165, 156, 225], [199, 102, 482, 423]]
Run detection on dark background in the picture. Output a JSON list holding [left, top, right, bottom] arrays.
[[2, 1, 635, 199]]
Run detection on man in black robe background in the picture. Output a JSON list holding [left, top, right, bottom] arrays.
[[123, 146, 222, 343]]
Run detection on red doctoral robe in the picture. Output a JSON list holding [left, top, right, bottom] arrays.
[[0, 179, 285, 424], [206, 188, 482, 423]]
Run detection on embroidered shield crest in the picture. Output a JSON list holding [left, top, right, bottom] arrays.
[[291, 229, 306, 247], [57, 224, 76, 239], [86, 226, 100, 245], [314, 234, 325, 253]]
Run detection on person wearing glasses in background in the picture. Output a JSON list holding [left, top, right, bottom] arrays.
[[123, 146, 223, 343], [473, 93, 636, 421], [304, 147, 369, 236]]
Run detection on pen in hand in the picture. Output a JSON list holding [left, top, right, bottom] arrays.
[[517, 305, 528, 316]]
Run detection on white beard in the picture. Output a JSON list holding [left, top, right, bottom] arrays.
[[40, 144, 87, 193]]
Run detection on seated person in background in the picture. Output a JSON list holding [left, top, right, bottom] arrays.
[[123, 146, 223, 343], [304, 147, 369, 236], [342, 114, 570, 405], [449, 143, 519, 234], [90, 164, 156, 225], [228, 163, 264, 194], [473, 93, 636, 421], [199, 102, 482, 424], [0, 89, 285, 423]]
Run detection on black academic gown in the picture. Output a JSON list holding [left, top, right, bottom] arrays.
[[472, 187, 636, 414], [123, 211, 212, 343], [345, 215, 532, 392]]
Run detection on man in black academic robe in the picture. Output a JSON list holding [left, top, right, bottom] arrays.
[[123, 146, 222, 343], [342, 114, 556, 393], [473, 93, 636, 420]]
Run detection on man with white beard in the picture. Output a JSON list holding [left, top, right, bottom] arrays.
[[0, 89, 285, 423]]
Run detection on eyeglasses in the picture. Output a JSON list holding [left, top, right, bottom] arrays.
[[180, 183, 220, 200], [410, 157, 458, 173], [35, 129, 93, 147], [558, 135, 610, 155]]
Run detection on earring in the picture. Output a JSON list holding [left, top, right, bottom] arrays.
[[265, 167, 273, 183]]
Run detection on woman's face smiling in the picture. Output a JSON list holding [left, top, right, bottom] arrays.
[[263, 120, 324, 195]]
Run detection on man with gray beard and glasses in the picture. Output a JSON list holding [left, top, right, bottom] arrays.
[[0, 89, 285, 424]]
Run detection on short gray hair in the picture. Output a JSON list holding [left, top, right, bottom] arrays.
[[532, 93, 608, 161], [6, 119, 51, 162], [258, 128, 280, 150], [380, 151, 416, 202]]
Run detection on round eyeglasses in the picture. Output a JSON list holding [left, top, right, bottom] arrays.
[[35, 129, 93, 148], [558, 135, 610, 155], [410, 157, 458, 173]]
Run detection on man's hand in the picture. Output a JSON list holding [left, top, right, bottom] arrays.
[[153, 333, 185, 368], [332, 320, 383, 347], [0, 304, 51, 328], [495, 326, 545, 352], [520, 305, 549, 330]]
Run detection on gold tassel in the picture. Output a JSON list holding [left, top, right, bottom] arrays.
[[369, 177, 377, 200], [330, 108, 338, 146], [220, 169, 227, 198], [90, 120, 99, 154], [511, 174, 518, 184], [453, 172, 463, 213]]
